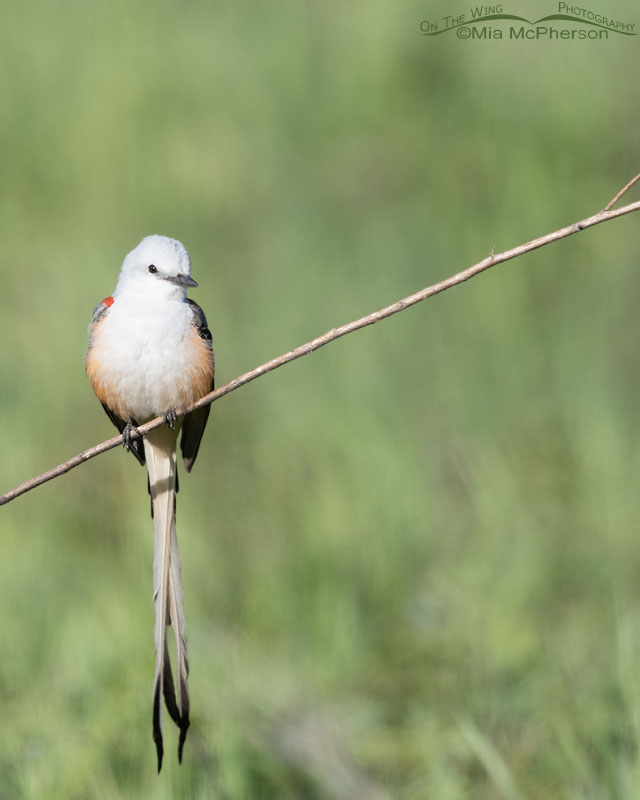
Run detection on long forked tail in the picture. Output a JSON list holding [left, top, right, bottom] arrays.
[[144, 426, 190, 772]]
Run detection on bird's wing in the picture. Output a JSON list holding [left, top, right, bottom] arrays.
[[89, 296, 113, 326], [180, 299, 215, 472]]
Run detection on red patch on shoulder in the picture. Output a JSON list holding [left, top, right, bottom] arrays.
[[187, 298, 195, 306], [102, 296, 114, 307]]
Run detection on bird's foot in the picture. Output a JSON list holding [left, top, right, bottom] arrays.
[[122, 421, 140, 452], [165, 409, 179, 430]]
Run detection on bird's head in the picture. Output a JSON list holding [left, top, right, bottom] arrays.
[[114, 235, 198, 300]]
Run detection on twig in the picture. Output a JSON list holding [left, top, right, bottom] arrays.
[[2, 183, 640, 507], [604, 171, 640, 211]]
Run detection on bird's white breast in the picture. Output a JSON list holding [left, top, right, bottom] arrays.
[[89, 296, 203, 422]]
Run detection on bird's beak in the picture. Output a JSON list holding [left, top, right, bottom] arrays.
[[167, 274, 198, 288]]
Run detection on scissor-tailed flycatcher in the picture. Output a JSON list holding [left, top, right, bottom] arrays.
[[85, 235, 215, 771]]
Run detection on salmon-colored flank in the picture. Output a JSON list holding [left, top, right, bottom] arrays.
[[184, 327, 215, 403], [86, 299, 120, 411], [85, 348, 118, 410]]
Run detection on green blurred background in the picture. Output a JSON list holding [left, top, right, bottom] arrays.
[[1, 1, 639, 797]]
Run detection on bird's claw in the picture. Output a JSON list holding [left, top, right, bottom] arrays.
[[122, 422, 140, 451], [165, 410, 178, 430]]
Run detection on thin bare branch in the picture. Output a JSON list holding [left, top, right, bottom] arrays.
[[604, 171, 640, 211], [2, 189, 640, 507]]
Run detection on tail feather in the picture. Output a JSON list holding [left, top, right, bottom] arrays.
[[162, 638, 182, 726], [144, 428, 190, 772], [169, 520, 190, 761]]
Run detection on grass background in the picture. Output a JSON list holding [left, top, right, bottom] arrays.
[[1, 1, 640, 797]]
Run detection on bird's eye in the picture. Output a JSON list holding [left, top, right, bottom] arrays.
[[148, 265, 157, 274]]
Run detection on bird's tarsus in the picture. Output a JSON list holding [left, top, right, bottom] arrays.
[[122, 422, 140, 451], [165, 410, 178, 430]]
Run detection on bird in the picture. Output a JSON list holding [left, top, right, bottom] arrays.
[[85, 235, 215, 771]]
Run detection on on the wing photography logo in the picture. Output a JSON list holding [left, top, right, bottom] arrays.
[[420, 2, 637, 40]]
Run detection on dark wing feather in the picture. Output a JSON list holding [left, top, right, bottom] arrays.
[[90, 298, 111, 326], [181, 299, 214, 472], [181, 406, 211, 473]]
